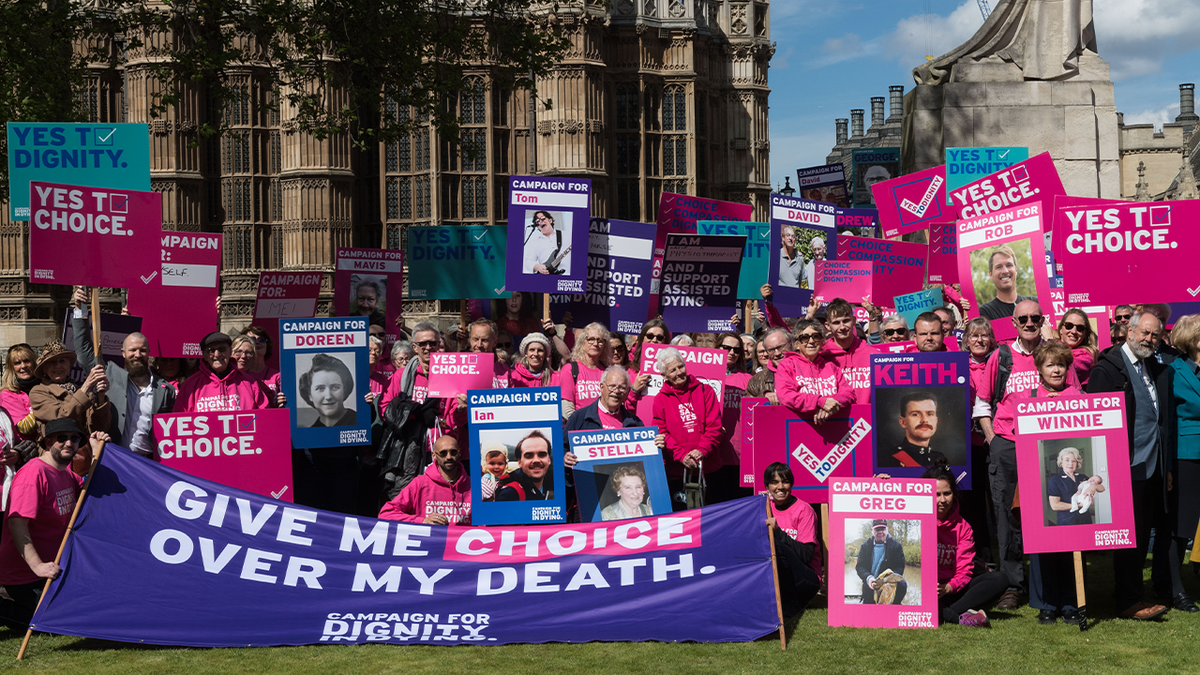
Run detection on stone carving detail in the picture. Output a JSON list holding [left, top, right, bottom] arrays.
[[643, 0, 657, 17], [730, 4, 747, 34], [616, 0, 634, 14], [668, 0, 686, 18]]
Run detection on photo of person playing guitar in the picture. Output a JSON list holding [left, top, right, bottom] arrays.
[[523, 210, 571, 276]]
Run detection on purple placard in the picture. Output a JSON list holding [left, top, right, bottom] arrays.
[[506, 175, 592, 294], [768, 193, 838, 313], [551, 218, 657, 336], [659, 233, 743, 333], [127, 231, 222, 358], [835, 207, 880, 238]]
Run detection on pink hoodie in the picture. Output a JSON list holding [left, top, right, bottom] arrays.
[[510, 362, 559, 389], [173, 362, 271, 413], [820, 334, 871, 404], [377, 461, 471, 525], [937, 500, 975, 593], [240, 366, 281, 394], [651, 375, 723, 478], [775, 352, 854, 417], [718, 372, 752, 467], [1071, 347, 1095, 388]]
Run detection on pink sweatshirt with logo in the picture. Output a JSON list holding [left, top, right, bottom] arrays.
[[937, 501, 976, 593], [718, 371, 752, 467], [173, 362, 271, 413], [775, 352, 854, 417], [820, 335, 871, 404], [560, 361, 606, 409], [975, 343, 1080, 440], [378, 461, 472, 525], [651, 375, 724, 478], [509, 362, 559, 389]]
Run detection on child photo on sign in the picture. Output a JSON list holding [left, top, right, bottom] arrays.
[[846, 518, 922, 606], [1040, 437, 1111, 527], [295, 352, 358, 428], [970, 241, 1037, 321], [522, 209, 572, 276], [478, 426, 556, 501]]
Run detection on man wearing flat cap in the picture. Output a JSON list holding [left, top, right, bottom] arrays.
[[173, 332, 277, 413], [854, 519, 908, 605]]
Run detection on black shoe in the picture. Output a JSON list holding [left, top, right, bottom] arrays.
[[1171, 593, 1200, 613], [1037, 609, 1058, 624], [1060, 608, 1081, 625], [996, 588, 1021, 610]]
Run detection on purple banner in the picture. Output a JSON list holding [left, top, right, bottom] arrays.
[[506, 176, 592, 294], [33, 445, 779, 647], [659, 233, 743, 333]]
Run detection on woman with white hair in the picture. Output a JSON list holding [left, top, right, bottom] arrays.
[[651, 347, 723, 510], [1047, 446, 1104, 527]]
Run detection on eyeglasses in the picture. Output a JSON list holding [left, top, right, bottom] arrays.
[[435, 448, 460, 458], [764, 344, 787, 355], [602, 383, 631, 393], [1114, 314, 1132, 322], [585, 336, 606, 344], [50, 433, 81, 445], [882, 328, 907, 337], [721, 343, 744, 353], [795, 333, 822, 343], [644, 332, 667, 343], [414, 340, 438, 348], [498, 342, 513, 350], [1061, 321, 1086, 332], [1015, 314, 1044, 325]]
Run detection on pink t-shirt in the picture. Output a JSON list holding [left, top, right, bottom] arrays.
[[773, 496, 823, 583], [597, 405, 625, 429], [561, 362, 606, 409], [0, 460, 82, 585]]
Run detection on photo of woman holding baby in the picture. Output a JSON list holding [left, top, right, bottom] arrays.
[[1046, 446, 1105, 526]]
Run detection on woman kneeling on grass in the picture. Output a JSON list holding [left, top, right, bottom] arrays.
[[927, 459, 1009, 627], [763, 462, 822, 616]]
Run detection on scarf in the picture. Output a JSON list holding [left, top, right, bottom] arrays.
[[16, 376, 37, 395]]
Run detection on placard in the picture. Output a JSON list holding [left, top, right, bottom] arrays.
[[752, 404, 874, 503], [926, 221, 959, 283], [28, 181, 161, 288], [408, 225, 508, 300], [333, 248, 403, 356], [893, 288, 944, 329], [506, 175, 591, 294], [796, 163, 850, 207], [870, 165, 949, 238], [127, 231, 222, 358], [835, 207, 880, 238], [946, 147, 1029, 200], [836, 235, 927, 301], [870, 352, 972, 488], [467, 387, 567, 525], [659, 233, 743, 333], [634, 343, 726, 424], [254, 271, 323, 320], [768, 193, 838, 312], [740, 397, 769, 488], [852, 148, 900, 209], [814, 260, 873, 303], [553, 218, 656, 336], [280, 317, 372, 449], [427, 352, 495, 399], [62, 309, 140, 382], [154, 408, 294, 502], [948, 151, 1065, 223], [828, 477, 938, 628], [1014, 392, 1136, 553], [699, 220, 770, 299], [568, 427, 673, 522], [1047, 195, 1111, 274], [956, 202, 1054, 341], [8, 123, 151, 220]]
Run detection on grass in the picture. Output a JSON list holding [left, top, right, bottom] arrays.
[[2, 553, 1200, 674]]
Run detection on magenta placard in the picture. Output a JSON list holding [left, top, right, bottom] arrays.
[[870, 165, 950, 238], [634, 343, 726, 424], [836, 235, 927, 301], [253, 271, 323, 320], [1056, 198, 1200, 306], [740, 397, 769, 488], [127, 231, 222, 358], [427, 352, 495, 399], [814, 260, 873, 303], [28, 181, 162, 288], [927, 221, 958, 284], [1014, 393, 1136, 553], [753, 404, 874, 503], [1048, 195, 1112, 274], [154, 409, 293, 502], [333, 247, 404, 352], [869, 341, 915, 354], [828, 477, 938, 628], [947, 152, 1065, 223]]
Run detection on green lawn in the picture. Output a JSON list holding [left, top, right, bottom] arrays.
[[3, 554, 1200, 674]]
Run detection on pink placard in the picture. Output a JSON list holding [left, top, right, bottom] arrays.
[[333, 247, 404, 354], [956, 202, 1054, 341], [926, 221, 958, 284], [1014, 393, 1136, 553], [870, 165, 950, 238], [1048, 195, 1112, 274], [947, 151, 1065, 223], [814, 260, 873, 303], [752, 404, 874, 503], [869, 341, 915, 354], [836, 235, 927, 301], [154, 409, 293, 501], [253, 271, 324, 320], [1056, 198, 1200, 306], [740, 397, 769, 488], [28, 181, 162, 288], [427, 352, 495, 398], [127, 231, 222, 358], [634, 343, 726, 423], [828, 477, 938, 628]]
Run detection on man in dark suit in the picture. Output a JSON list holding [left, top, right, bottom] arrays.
[[1089, 310, 1189, 619], [855, 519, 907, 604]]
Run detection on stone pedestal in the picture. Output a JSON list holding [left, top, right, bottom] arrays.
[[904, 53, 1120, 199]]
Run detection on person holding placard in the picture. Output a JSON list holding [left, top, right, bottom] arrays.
[[564, 366, 643, 434], [381, 322, 442, 410], [1055, 309, 1098, 387], [911, 313, 947, 353], [367, 336, 389, 397], [231, 335, 280, 400], [776, 319, 853, 425], [510, 334, 561, 392], [298, 354, 357, 428], [716, 332, 752, 499], [651, 347, 723, 509], [236, 326, 282, 394], [963, 316, 998, 566], [819, 298, 871, 403], [561, 322, 614, 411], [747, 328, 792, 404], [29, 340, 111, 475], [173, 332, 275, 413], [763, 462, 822, 616]]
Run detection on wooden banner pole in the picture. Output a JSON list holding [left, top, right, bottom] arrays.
[[542, 293, 551, 323], [743, 300, 752, 334], [765, 499, 787, 650], [1073, 551, 1088, 632], [16, 443, 106, 660], [89, 288, 103, 369]]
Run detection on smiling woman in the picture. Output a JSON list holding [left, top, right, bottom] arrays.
[[298, 353, 357, 428]]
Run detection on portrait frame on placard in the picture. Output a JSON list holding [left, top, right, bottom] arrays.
[[280, 317, 372, 450], [568, 427, 673, 523]]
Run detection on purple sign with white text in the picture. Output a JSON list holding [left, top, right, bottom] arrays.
[[506, 175, 592, 294], [659, 233, 743, 333]]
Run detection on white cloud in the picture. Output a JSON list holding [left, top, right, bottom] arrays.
[[1093, 0, 1200, 80], [809, 33, 879, 69], [1123, 102, 1181, 130], [883, 1, 983, 69]]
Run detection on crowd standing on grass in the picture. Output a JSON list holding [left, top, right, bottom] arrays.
[[0, 279, 1198, 629]]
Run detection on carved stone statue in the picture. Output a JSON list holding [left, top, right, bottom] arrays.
[[914, 0, 1097, 85]]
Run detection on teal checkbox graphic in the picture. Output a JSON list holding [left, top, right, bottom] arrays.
[[94, 127, 116, 146]]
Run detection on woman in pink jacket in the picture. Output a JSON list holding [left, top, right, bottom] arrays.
[[651, 347, 722, 510], [775, 319, 854, 424]]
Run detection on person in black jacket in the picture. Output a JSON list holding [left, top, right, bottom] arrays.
[[856, 519, 907, 604], [1088, 310, 1185, 619]]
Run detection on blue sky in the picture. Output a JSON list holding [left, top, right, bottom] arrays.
[[767, 0, 1200, 191]]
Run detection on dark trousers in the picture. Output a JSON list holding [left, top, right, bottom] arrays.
[[705, 464, 749, 505], [940, 571, 1009, 623], [0, 581, 45, 630], [961, 440, 994, 565], [292, 448, 360, 515], [775, 532, 821, 616], [1029, 552, 1079, 611], [987, 436, 1024, 589], [1114, 473, 1183, 610]]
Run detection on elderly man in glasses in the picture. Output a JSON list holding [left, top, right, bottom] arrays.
[[380, 321, 443, 410], [378, 435, 471, 525]]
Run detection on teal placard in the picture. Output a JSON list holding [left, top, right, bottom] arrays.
[[945, 147, 1029, 203], [698, 220, 769, 299], [893, 288, 943, 328], [407, 225, 508, 300], [7, 123, 151, 220]]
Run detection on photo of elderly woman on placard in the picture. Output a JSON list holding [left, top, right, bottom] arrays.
[[296, 352, 357, 428], [1043, 440, 1108, 527], [600, 463, 653, 521]]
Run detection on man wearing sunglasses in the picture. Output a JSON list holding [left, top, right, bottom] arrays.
[[381, 321, 442, 410], [496, 430, 554, 501], [0, 420, 108, 628], [378, 436, 470, 525]]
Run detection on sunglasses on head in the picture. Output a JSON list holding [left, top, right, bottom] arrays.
[[1016, 314, 1044, 325]]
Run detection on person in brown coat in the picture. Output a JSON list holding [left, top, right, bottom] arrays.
[[28, 340, 110, 476]]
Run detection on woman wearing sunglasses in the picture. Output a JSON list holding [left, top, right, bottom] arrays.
[[776, 319, 853, 425], [627, 318, 671, 400], [1055, 309, 1098, 388]]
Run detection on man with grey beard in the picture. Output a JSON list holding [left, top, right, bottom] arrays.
[[1089, 310, 1182, 619], [71, 288, 176, 455]]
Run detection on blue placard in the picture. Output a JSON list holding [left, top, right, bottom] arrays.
[[893, 288, 944, 328], [6, 123, 151, 220], [945, 146, 1029, 204], [468, 386, 567, 525], [407, 225, 508, 300], [568, 427, 673, 522], [280, 317, 371, 449]]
